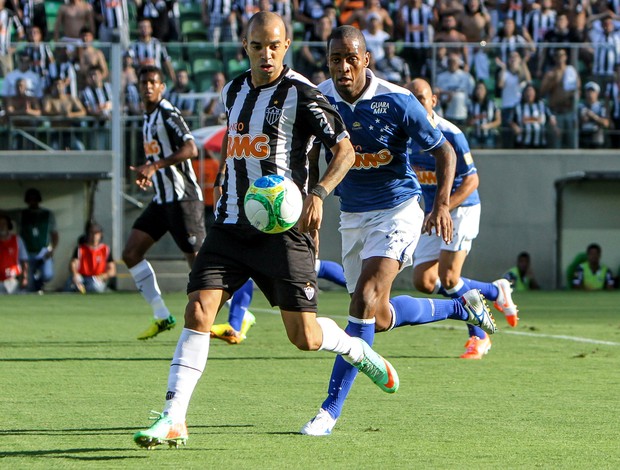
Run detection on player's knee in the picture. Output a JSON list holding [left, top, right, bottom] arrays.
[[349, 288, 380, 319], [413, 277, 434, 294], [122, 247, 139, 267], [183, 299, 210, 332], [439, 274, 459, 290], [287, 330, 321, 351]]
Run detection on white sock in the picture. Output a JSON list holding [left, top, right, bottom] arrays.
[[129, 259, 170, 319], [432, 278, 442, 295], [445, 278, 465, 296], [315, 316, 364, 363], [164, 328, 211, 423]]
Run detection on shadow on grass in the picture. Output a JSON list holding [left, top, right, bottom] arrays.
[[0, 424, 253, 436], [0, 354, 456, 362], [0, 447, 147, 461]]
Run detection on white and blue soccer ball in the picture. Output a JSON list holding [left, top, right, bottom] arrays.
[[244, 175, 303, 234]]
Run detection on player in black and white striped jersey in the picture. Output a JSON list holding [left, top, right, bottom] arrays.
[[133, 12, 400, 448], [122, 65, 205, 341]]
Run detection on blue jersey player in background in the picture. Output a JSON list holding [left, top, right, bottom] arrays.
[[301, 26, 497, 436], [407, 78, 519, 360]]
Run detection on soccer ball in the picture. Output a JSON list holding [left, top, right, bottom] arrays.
[[244, 175, 303, 234]]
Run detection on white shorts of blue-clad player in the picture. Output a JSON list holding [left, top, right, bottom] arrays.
[[340, 197, 424, 294], [413, 204, 481, 267]]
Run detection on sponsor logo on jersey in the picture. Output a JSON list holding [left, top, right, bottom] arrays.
[[265, 106, 283, 125], [165, 115, 185, 137], [227, 134, 270, 159], [351, 148, 393, 169], [144, 140, 161, 157], [307, 101, 335, 137], [352, 121, 362, 130], [464, 151, 473, 165], [413, 166, 437, 185], [371, 101, 390, 114]]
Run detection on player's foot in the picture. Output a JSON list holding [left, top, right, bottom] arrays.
[[349, 338, 399, 394], [462, 289, 497, 334], [210, 322, 244, 344], [133, 411, 188, 449], [493, 278, 519, 327], [137, 315, 177, 340], [300, 409, 337, 436], [460, 335, 492, 360], [239, 311, 256, 338]]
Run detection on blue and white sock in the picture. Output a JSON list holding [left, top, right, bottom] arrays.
[[461, 277, 499, 301], [316, 259, 347, 288], [390, 295, 468, 328], [321, 317, 375, 420], [228, 279, 254, 331]]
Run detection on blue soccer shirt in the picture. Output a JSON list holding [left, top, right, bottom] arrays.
[[318, 70, 445, 212], [408, 112, 480, 214]]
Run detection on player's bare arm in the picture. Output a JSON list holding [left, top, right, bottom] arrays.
[[448, 172, 479, 211], [130, 139, 198, 190], [299, 138, 355, 233], [425, 141, 456, 243]]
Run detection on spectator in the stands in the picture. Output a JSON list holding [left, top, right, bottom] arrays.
[[579, 81, 610, 148]]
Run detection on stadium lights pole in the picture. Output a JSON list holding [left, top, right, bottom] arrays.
[[110, 43, 124, 264]]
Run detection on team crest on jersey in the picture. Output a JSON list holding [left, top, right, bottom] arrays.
[[265, 106, 283, 125], [303, 283, 315, 300]]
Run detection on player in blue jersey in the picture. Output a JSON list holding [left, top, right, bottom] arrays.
[[407, 78, 519, 360], [301, 26, 497, 436]]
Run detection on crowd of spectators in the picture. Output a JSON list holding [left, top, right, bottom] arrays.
[[1, 0, 620, 149]]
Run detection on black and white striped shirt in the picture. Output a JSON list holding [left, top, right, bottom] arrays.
[[399, 3, 434, 46], [91, 0, 128, 29], [468, 99, 498, 140], [0, 7, 23, 56], [127, 38, 170, 69], [207, 0, 235, 26], [81, 82, 114, 114], [142, 98, 202, 204], [216, 67, 349, 225], [606, 81, 620, 120], [524, 8, 556, 43], [592, 31, 620, 77], [514, 100, 551, 147]]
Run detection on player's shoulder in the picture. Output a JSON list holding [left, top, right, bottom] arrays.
[[373, 76, 413, 102], [435, 114, 464, 137]]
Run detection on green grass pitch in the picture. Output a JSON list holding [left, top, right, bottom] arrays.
[[1, 289, 619, 469]]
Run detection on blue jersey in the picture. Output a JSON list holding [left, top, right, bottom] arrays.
[[408, 112, 480, 214], [318, 70, 445, 212]]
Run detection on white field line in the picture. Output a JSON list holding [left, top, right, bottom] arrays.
[[250, 307, 620, 347]]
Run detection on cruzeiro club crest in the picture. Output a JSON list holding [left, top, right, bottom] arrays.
[[265, 106, 283, 126]]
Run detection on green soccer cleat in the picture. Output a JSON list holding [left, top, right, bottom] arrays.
[[133, 411, 188, 450], [350, 338, 399, 394], [137, 315, 177, 340]]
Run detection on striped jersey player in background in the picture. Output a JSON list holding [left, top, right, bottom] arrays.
[[132, 12, 401, 449], [407, 78, 518, 361], [122, 64, 205, 341]]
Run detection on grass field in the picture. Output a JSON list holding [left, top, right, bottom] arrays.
[[1, 289, 619, 469]]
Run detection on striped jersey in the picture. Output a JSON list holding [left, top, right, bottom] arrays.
[[513, 100, 551, 147], [142, 98, 202, 204], [216, 66, 349, 225], [127, 38, 170, 69], [318, 69, 445, 213], [408, 112, 480, 214]]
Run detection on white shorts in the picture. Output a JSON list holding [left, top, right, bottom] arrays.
[[340, 197, 424, 293], [413, 204, 481, 267]]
